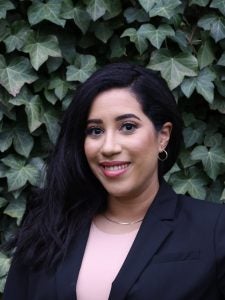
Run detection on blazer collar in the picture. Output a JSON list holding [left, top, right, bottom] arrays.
[[109, 180, 178, 299], [55, 180, 178, 300]]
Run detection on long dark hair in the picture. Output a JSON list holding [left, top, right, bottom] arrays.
[[10, 63, 183, 269]]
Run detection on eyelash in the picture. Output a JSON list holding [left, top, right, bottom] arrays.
[[120, 122, 138, 133], [85, 122, 138, 137]]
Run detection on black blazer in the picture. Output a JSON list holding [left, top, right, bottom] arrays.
[[4, 181, 225, 300]]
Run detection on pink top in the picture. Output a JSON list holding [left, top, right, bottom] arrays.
[[76, 222, 139, 300]]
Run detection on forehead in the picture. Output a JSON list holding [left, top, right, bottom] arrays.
[[88, 88, 143, 117]]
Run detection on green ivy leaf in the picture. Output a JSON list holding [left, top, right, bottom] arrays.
[[22, 33, 62, 71], [206, 180, 224, 203], [4, 196, 26, 225], [182, 112, 197, 127], [13, 125, 34, 157], [221, 187, 225, 201], [0, 252, 11, 277], [12, 187, 26, 201], [169, 167, 207, 199], [198, 14, 225, 42], [210, 0, 225, 16], [66, 54, 96, 82], [94, 22, 113, 43], [102, 0, 122, 19], [1, 154, 25, 169], [191, 145, 225, 180], [181, 68, 216, 103], [48, 76, 72, 100], [183, 127, 202, 148], [29, 157, 46, 188], [183, 121, 206, 148], [42, 107, 60, 144], [0, 276, 6, 293], [210, 96, 225, 114], [198, 14, 217, 30], [61, 1, 91, 34], [2, 155, 40, 191], [215, 78, 225, 97], [170, 30, 189, 52], [0, 87, 15, 121], [0, 127, 13, 152], [138, 0, 156, 13], [124, 7, 149, 23], [0, 0, 14, 19], [85, 0, 107, 21], [0, 19, 10, 41], [110, 35, 127, 58], [194, 68, 216, 103], [73, 7, 91, 32], [204, 132, 222, 148], [148, 49, 198, 90], [0, 162, 7, 178], [179, 150, 196, 168], [3, 20, 31, 53], [0, 55, 37, 96], [28, 0, 65, 27], [217, 52, 225, 66], [149, 0, 182, 19], [0, 197, 7, 208], [62, 93, 73, 110], [211, 18, 225, 43], [0, 124, 31, 159], [9, 87, 42, 132], [197, 39, 215, 69], [44, 89, 58, 105], [56, 31, 76, 64], [141, 24, 175, 49], [180, 77, 196, 98], [47, 57, 63, 73], [121, 27, 147, 54], [189, 0, 210, 6]]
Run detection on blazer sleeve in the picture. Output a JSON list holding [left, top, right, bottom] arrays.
[[215, 205, 225, 296], [3, 259, 28, 300]]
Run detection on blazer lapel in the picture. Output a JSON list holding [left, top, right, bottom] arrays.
[[55, 221, 91, 300], [109, 181, 178, 300]]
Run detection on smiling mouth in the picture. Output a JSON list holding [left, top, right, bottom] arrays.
[[102, 163, 130, 171], [100, 162, 131, 177]]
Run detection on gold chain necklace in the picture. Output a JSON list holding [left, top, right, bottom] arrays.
[[103, 214, 144, 225]]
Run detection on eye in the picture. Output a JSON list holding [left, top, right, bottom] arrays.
[[86, 126, 104, 137], [120, 122, 138, 134]]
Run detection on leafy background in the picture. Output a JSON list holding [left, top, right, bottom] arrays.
[[0, 0, 225, 295]]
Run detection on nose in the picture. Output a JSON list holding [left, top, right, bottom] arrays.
[[101, 132, 122, 157]]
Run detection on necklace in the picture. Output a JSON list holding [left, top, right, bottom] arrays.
[[103, 214, 144, 225]]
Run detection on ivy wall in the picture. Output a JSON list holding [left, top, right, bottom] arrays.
[[0, 0, 225, 294]]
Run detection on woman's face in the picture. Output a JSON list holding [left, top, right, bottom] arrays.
[[84, 88, 171, 199]]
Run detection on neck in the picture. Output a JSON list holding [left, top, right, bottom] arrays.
[[106, 178, 159, 222]]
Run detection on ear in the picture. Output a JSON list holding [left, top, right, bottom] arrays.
[[158, 122, 172, 152]]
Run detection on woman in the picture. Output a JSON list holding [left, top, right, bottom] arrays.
[[3, 63, 225, 299]]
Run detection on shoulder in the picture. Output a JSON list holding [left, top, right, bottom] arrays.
[[159, 180, 224, 214], [176, 192, 225, 223], [178, 192, 223, 210]]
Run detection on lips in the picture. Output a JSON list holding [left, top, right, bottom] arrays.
[[99, 161, 130, 177]]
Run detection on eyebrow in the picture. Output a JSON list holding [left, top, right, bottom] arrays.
[[87, 113, 141, 124]]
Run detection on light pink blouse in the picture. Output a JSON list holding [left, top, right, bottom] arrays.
[[76, 222, 139, 300]]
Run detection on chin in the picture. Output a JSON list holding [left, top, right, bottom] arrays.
[[105, 188, 134, 199]]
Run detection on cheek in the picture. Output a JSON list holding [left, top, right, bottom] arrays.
[[128, 133, 159, 155], [84, 140, 91, 162], [84, 140, 97, 163]]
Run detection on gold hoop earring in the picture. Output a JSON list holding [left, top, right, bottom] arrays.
[[158, 149, 168, 161]]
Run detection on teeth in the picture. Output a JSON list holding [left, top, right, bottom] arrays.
[[104, 164, 129, 171]]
